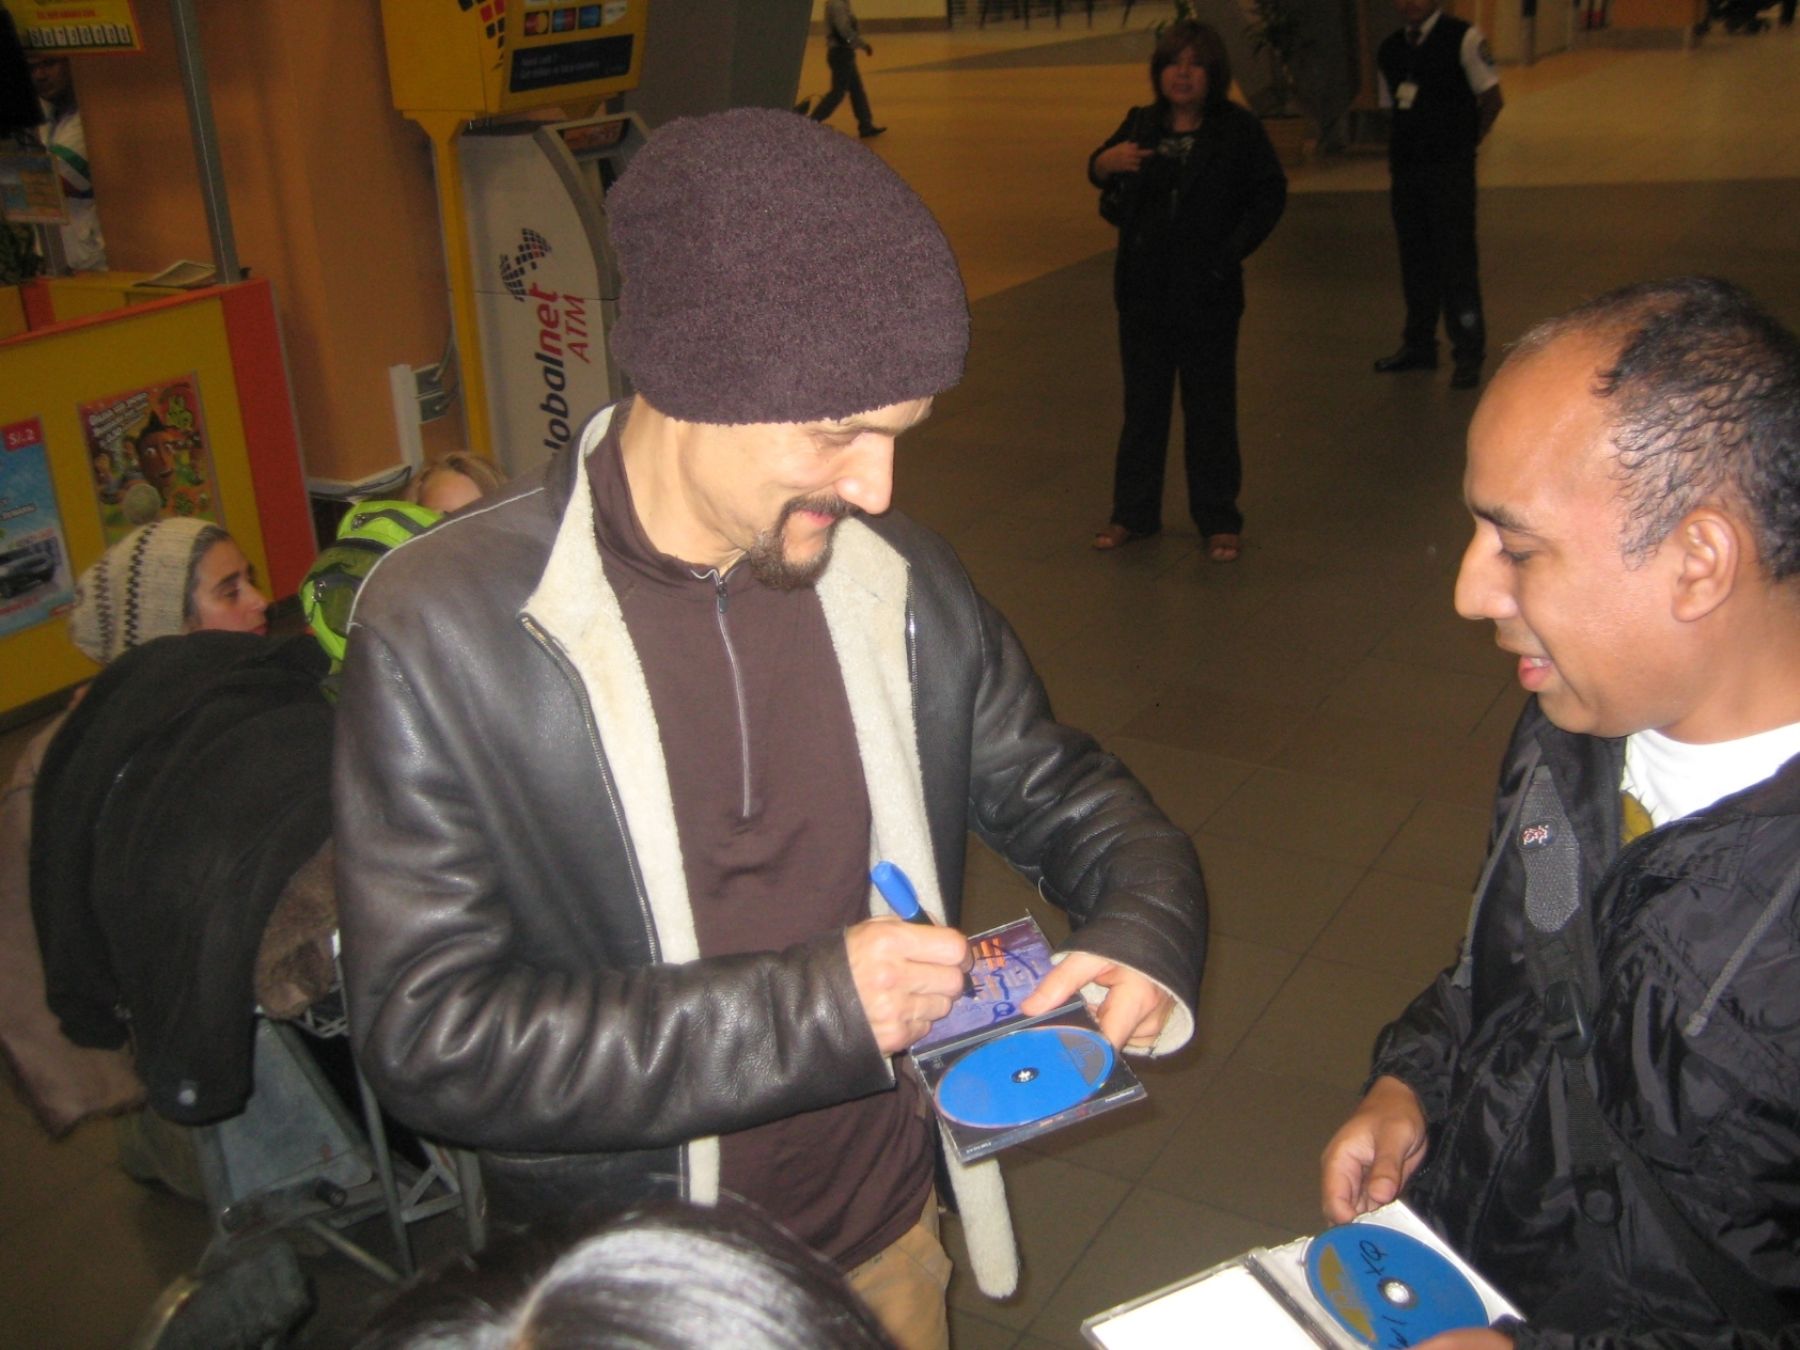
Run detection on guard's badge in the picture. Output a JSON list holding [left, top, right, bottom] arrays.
[[1520, 822, 1554, 849], [1478, 38, 1497, 67]]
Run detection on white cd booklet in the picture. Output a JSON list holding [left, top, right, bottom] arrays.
[[1081, 1201, 1521, 1349]]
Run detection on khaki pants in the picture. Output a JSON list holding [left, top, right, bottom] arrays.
[[846, 1192, 953, 1350]]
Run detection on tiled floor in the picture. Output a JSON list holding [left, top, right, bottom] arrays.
[[5, 10, 1800, 1346]]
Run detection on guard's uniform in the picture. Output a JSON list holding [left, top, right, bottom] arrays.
[[1376, 10, 1498, 368]]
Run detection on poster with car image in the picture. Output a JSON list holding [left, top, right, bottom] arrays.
[[80, 374, 222, 544], [0, 416, 75, 639]]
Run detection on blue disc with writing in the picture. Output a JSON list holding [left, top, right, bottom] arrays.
[[1304, 1224, 1487, 1348], [935, 1026, 1113, 1129]]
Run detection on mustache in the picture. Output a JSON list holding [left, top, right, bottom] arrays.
[[782, 494, 857, 523]]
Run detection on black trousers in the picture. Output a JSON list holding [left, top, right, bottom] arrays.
[[812, 46, 875, 132], [1111, 304, 1244, 539], [1390, 158, 1485, 364]]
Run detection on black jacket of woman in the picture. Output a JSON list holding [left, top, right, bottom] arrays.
[[1089, 100, 1287, 322]]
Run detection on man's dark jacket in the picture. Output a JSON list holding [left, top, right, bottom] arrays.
[[1374, 699, 1800, 1347], [333, 408, 1206, 1295], [1377, 13, 1482, 165]]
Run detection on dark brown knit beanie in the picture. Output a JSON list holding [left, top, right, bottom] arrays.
[[607, 107, 970, 426]]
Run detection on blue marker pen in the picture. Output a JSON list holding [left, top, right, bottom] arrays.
[[871, 861, 975, 997], [871, 860, 929, 924]]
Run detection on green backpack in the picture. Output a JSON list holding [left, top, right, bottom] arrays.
[[301, 499, 441, 667]]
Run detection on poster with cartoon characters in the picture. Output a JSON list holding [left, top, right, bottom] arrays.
[[80, 374, 222, 543], [0, 417, 76, 640]]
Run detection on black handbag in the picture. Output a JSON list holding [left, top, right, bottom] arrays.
[[1097, 106, 1157, 227]]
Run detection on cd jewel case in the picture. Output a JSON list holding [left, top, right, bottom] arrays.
[[909, 915, 1147, 1163], [1080, 1201, 1521, 1350]]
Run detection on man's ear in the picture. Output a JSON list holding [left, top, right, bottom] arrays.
[[1669, 509, 1741, 623]]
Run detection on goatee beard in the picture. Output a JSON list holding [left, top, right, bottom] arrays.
[[745, 494, 856, 591]]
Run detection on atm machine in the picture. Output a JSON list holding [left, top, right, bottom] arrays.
[[379, 0, 650, 471], [459, 112, 646, 477]]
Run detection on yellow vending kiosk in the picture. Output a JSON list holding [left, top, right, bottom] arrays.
[[379, 0, 650, 472]]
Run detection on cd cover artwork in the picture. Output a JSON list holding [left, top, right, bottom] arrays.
[[910, 916, 1146, 1162]]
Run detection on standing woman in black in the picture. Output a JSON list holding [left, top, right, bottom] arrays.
[[1089, 21, 1287, 563]]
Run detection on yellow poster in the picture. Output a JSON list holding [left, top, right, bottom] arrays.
[[80, 373, 222, 544], [13, 0, 143, 53]]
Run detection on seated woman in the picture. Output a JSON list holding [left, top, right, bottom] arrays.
[[405, 451, 508, 514], [31, 558, 334, 1148], [0, 518, 268, 1137]]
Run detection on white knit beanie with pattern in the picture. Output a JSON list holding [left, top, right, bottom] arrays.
[[68, 518, 219, 665]]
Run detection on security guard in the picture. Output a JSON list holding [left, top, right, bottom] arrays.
[[1372, 0, 1503, 390]]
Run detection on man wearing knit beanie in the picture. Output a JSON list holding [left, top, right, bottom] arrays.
[[336, 109, 1203, 1350]]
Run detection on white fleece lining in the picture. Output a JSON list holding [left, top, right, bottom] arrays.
[[521, 408, 718, 1204], [815, 522, 945, 924], [818, 521, 1019, 1299], [940, 1128, 1019, 1297]]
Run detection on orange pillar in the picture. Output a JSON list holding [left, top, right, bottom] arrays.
[[71, 1, 468, 488]]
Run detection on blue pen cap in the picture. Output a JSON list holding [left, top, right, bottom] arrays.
[[870, 861, 924, 921]]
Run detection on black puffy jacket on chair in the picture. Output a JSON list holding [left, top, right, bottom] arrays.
[[31, 632, 333, 1123]]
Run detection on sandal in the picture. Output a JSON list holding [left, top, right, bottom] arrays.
[[1206, 533, 1241, 564], [1092, 523, 1156, 551]]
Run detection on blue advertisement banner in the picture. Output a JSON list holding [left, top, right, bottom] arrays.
[[0, 417, 77, 640]]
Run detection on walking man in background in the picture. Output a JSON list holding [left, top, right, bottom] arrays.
[[1372, 0, 1501, 390], [802, 0, 885, 139]]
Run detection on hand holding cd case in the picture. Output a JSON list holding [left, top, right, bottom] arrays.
[[1080, 1201, 1521, 1350], [909, 916, 1146, 1162]]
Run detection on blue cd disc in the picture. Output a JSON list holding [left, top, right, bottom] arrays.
[[1304, 1224, 1487, 1348], [934, 1025, 1114, 1130]]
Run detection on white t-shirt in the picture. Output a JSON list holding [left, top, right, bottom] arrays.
[[1623, 721, 1800, 828], [1377, 9, 1502, 108]]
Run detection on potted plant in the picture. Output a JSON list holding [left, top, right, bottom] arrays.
[[1242, 0, 1314, 162], [1244, 0, 1309, 114]]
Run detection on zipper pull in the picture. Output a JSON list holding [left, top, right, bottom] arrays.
[[713, 572, 728, 615]]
